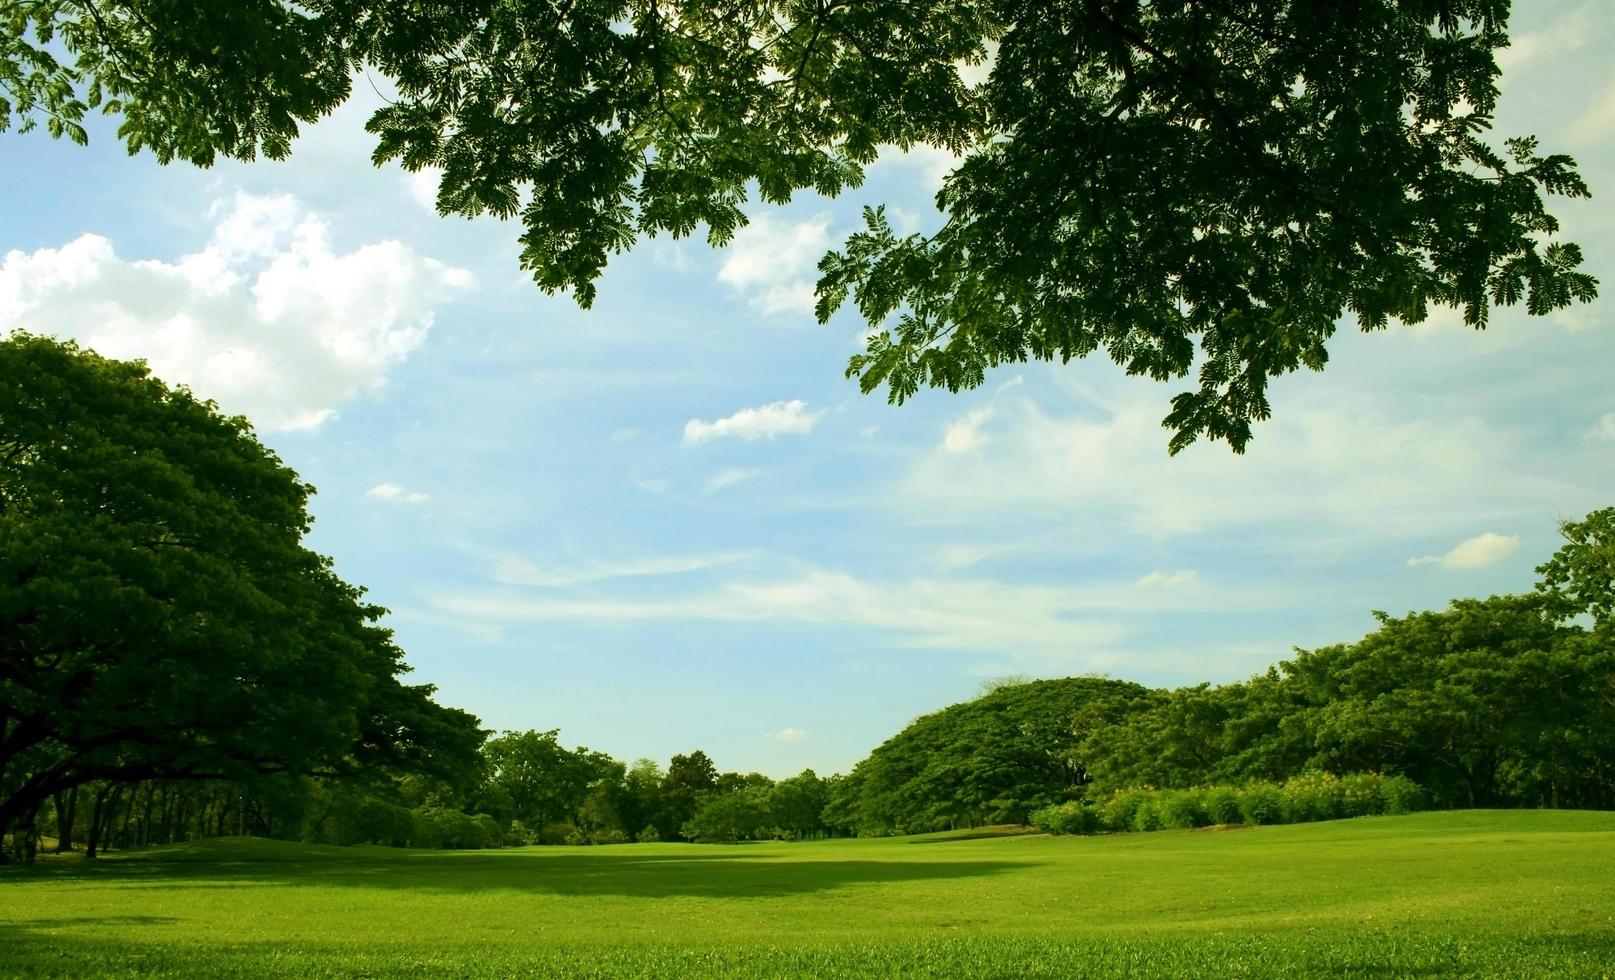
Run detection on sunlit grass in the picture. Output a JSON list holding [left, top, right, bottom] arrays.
[[4, 810, 1613, 977]]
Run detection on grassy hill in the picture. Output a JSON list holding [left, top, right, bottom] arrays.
[[3, 810, 1613, 977]]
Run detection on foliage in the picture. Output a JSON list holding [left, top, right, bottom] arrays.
[[1536, 507, 1615, 628], [1040, 773, 1430, 836], [0, 334, 483, 860], [828, 677, 1153, 836], [3, 4, 1597, 450], [476, 730, 622, 834]]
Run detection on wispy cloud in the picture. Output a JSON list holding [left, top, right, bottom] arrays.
[[434, 562, 1268, 663], [367, 482, 430, 505], [490, 551, 752, 588], [706, 467, 762, 494], [1137, 570, 1199, 589], [1407, 532, 1520, 570], [767, 728, 807, 742], [684, 400, 822, 443]]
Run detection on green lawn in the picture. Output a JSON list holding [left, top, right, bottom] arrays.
[[3, 810, 1613, 977]]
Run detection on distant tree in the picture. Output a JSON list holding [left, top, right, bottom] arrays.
[[1286, 595, 1613, 808], [618, 757, 664, 839], [480, 730, 619, 832], [3, 3, 1596, 450], [769, 769, 830, 840], [685, 786, 773, 843], [831, 677, 1154, 835], [661, 751, 719, 841], [0, 334, 483, 860]]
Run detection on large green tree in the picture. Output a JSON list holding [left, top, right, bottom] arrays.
[[0, 334, 483, 858], [2, 1, 1596, 450]]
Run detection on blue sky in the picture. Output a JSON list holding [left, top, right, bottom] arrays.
[[3, 0, 1612, 777]]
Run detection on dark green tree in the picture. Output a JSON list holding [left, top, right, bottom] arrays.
[[479, 729, 620, 831], [660, 750, 718, 840], [3, 2, 1595, 450], [830, 677, 1153, 834], [0, 334, 483, 859]]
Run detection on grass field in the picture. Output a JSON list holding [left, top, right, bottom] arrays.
[[3, 810, 1613, 977]]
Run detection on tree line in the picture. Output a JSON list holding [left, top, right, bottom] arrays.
[[827, 511, 1614, 836], [4, 335, 1611, 860]]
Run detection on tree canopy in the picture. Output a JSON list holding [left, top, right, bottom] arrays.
[[0, 334, 483, 854], [2, 1, 1597, 450]]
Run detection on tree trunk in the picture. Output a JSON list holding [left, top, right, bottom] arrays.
[[54, 786, 79, 852], [85, 784, 111, 860]]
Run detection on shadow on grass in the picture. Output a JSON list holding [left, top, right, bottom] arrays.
[[3, 841, 1031, 899]]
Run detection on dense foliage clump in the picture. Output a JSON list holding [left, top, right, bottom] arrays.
[[2, 2, 1598, 449], [0, 335, 483, 863], [1031, 772, 1428, 836]]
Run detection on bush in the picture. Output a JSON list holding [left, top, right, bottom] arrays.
[[1099, 789, 1153, 832], [1156, 790, 1210, 829], [636, 825, 662, 843], [1381, 775, 1427, 815], [1237, 784, 1285, 825], [1281, 772, 1343, 824], [536, 822, 576, 846], [1063, 773, 1427, 838], [1130, 799, 1164, 833], [1337, 774, 1385, 817], [592, 828, 630, 845], [1203, 786, 1242, 825], [1030, 802, 1100, 835]]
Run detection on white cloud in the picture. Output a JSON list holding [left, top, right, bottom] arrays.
[[706, 467, 761, 494], [767, 728, 807, 742], [717, 212, 832, 315], [684, 400, 822, 443], [941, 406, 993, 453], [1137, 570, 1199, 589], [367, 482, 430, 505], [490, 551, 750, 588], [0, 191, 471, 431], [1408, 532, 1520, 570]]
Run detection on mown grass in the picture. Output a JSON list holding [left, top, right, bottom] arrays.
[[3, 810, 1613, 977]]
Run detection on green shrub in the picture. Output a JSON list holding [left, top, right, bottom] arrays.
[[536, 822, 576, 846], [1203, 786, 1242, 825], [1337, 774, 1385, 817], [1381, 776, 1427, 815], [636, 825, 661, 843], [1238, 784, 1284, 825], [1100, 789, 1152, 832], [1281, 772, 1343, 824], [1156, 790, 1210, 829], [1030, 802, 1101, 835], [1131, 800, 1164, 832], [592, 829, 630, 845]]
